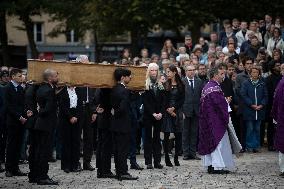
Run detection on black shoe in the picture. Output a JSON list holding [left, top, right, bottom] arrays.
[[37, 178, 58, 185], [183, 156, 191, 160], [98, 171, 116, 178], [130, 163, 143, 170], [63, 169, 70, 173], [29, 178, 38, 183], [146, 164, 153, 169], [183, 155, 201, 160], [165, 154, 173, 167], [72, 165, 82, 172], [83, 163, 95, 171], [13, 170, 27, 176], [240, 149, 246, 153], [252, 149, 259, 153], [207, 165, 214, 174], [268, 146, 276, 151], [154, 163, 163, 169], [211, 170, 230, 174], [280, 172, 284, 177], [5, 171, 13, 177], [174, 156, 180, 166], [117, 174, 138, 181]]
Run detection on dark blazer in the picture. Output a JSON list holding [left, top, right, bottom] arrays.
[[4, 82, 25, 126], [34, 83, 57, 133], [94, 88, 112, 129], [182, 77, 203, 117], [110, 83, 131, 133], [58, 87, 80, 120], [0, 86, 4, 118], [142, 84, 165, 120], [24, 84, 39, 129]]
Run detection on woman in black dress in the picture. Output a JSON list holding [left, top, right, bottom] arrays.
[[162, 64, 185, 167]]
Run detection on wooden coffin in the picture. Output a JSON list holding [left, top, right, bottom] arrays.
[[27, 59, 147, 90]]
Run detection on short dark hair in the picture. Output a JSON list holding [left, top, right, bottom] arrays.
[[9, 68, 22, 77], [114, 68, 131, 82]]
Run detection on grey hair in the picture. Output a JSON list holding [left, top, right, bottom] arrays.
[[76, 55, 89, 63], [43, 68, 57, 81], [208, 66, 220, 79]]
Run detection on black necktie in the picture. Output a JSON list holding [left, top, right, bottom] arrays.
[[189, 80, 194, 92], [16, 85, 23, 92]]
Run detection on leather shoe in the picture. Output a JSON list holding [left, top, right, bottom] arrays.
[[63, 169, 70, 173], [37, 178, 58, 185], [72, 166, 82, 172], [183, 155, 201, 160], [97, 171, 116, 178], [210, 169, 230, 174], [146, 164, 153, 169], [280, 172, 284, 177], [5, 171, 13, 177], [29, 178, 38, 183], [154, 164, 163, 169], [117, 174, 138, 181], [130, 163, 143, 170], [83, 163, 95, 171]]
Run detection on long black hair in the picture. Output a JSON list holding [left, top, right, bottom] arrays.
[[165, 64, 184, 92]]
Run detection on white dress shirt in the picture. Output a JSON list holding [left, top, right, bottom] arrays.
[[67, 87, 78, 108]]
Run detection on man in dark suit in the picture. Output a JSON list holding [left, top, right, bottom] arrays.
[[0, 82, 5, 172], [75, 55, 96, 171], [95, 88, 116, 178], [111, 68, 138, 181], [4, 68, 27, 177], [76, 86, 96, 171], [32, 69, 59, 185], [182, 65, 203, 160]]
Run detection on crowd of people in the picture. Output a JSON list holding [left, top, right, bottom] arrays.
[[1, 14, 284, 185]]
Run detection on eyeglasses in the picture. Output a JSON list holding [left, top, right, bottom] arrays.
[[186, 69, 195, 71]]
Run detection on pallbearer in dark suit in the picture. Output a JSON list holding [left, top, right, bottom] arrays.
[[4, 68, 27, 177], [75, 55, 96, 171], [182, 65, 203, 160], [33, 69, 59, 185], [143, 63, 164, 169], [110, 68, 138, 181], [58, 86, 82, 173], [95, 88, 116, 178]]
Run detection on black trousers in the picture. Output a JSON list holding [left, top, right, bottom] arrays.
[[144, 118, 162, 165], [96, 128, 112, 174], [0, 116, 7, 163], [163, 132, 182, 157], [182, 116, 198, 157], [32, 130, 52, 180], [113, 132, 131, 176], [28, 129, 37, 180], [5, 123, 25, 172], [61, 119, 81, 170], [79, 105, 94, 163]]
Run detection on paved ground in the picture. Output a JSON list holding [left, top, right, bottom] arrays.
[[0, 149, 283, 189]]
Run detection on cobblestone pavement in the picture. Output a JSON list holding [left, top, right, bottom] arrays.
[[0, 149, 283, 189]]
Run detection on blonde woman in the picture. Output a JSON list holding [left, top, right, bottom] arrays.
[[143, 63, 165, 169]]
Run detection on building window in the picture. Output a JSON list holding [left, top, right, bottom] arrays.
[[66, 30, 79, 43], [33, 23, 44, 43]]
